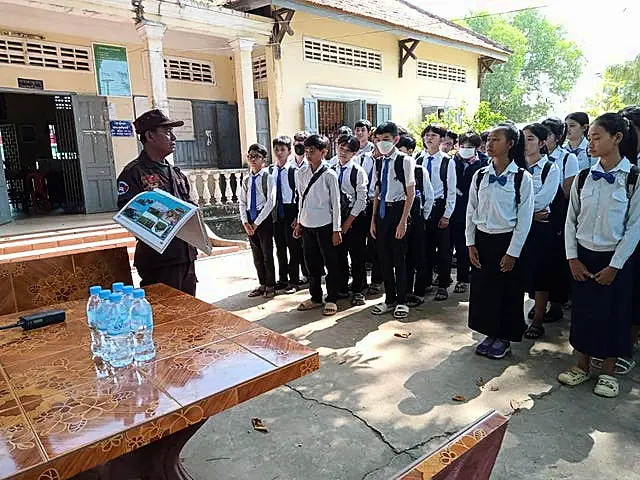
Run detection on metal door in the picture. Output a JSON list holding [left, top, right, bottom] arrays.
[[54, 96, 84, 213], [344, 100, 366, 131], [72, 95, 118, 213], [174, 101, 218, 168], [214, 103, 242, 168], [254, 98, 271, 159], [0, 129, 11, 224]]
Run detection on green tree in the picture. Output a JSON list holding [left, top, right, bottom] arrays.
[[588, 54, 640, 115], [461, 10, 583, 122]]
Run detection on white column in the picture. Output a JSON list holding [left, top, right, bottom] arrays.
[[229, 37, 257, 158], [136, 20, 169, 113]]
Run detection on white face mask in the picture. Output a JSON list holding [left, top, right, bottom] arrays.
[[377, 141, 395, 156], [459, 147, 476, 159]]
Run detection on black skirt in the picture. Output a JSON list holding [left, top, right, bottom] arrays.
[[548, 230, 571, 303], [633, 247, 640, 326], [570, 245, 633, 358], [523, 221, 554, 293], [469, 231, 527, 342]]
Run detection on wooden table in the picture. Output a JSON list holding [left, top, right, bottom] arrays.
[[0, 284, 319, 480]]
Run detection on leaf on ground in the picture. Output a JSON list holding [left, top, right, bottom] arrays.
[[251, 417, 268, 433], [452, 395, 466, 402], [475, 377, 486, 387], [510, 399, 522, 411], [394, 332, 411, 339], [337, 359, 346, 365], [490, 385, 500, 392]]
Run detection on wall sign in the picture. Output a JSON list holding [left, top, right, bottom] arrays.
[[110, 120, 134, 137], [17, 78, 44, 90], [93, 44, 132, 97]]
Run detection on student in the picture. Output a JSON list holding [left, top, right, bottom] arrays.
[[478, 131, 489, 155], [466, 123, 534, 359], [270, 136, 303, 294], [558, 113, 640, 398], [288, 131, 310, 285], [441, 130, 458, 155], [354, 119, 375, 157], [294, 135, 342, 316], [239, 144, 277, 299], [333, 134, 369, 305], [521, 124, 562, 340], [329, 126, 354, 167], [451, 132, 487, 294], [417, 124, 457, 301], [370, 122, 416, 319], [399, 135, 435, 306], [565, 112, 593, 171]]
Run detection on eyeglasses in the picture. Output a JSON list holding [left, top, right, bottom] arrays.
[[248, 153, 264, 160]]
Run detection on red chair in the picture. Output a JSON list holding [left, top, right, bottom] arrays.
[[25, 171, 51, 215]]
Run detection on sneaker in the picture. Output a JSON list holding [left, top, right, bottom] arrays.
[[475, 337, 495, 356], [296, 278, 309, 289], [274, 281, 289, 291], [283, 284, 297, 295], [263, 287, 276, 299], [487, 339, 511, 359]]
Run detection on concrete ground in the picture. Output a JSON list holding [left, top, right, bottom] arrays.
[[180, 251, 640, 480]]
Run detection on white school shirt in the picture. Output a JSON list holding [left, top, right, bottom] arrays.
[[239, 168, 276, 226], [565, 137, 593, 171], [334, 159, 368, 217], [288, 156, 307, 170], [565, 157, 640, 269], [270, 163, 296, 204], [416, 164, 435, 220], [357, 142, 374, 156], [295, 163, 341, 231], [371, 149, 416, 202], [328, 155, 339, 167], [549, 146, 579, 180], [418, 150, 457, 218], [465, 161, 535, 258], [528, 155, 561, 212], [359, 153, 376, 199]]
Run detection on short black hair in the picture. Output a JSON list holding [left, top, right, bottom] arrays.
[[445, 130, 458, 142], [421, 124, 447, 138], [565, 112, 590, 127], [337, 134, 360, 153], [354, 119, 372, 131], [398, 125, 409, 136], [374, 121, 398, 137], [397, 135, 416, 151], [338, 125, 353, 136], [294, 131, 311, 142], [620, 106, 640, 130], [480, 131, 489, 142], [272, 135, 292, 150], [541, 117, 566, 145], [458, 131, 481, 148], [248, 143, 268, 158], [303, 134, 328, 150]]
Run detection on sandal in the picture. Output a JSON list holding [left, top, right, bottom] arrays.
[[393, 304, 409, 319], [406, 294, 424, 308], [557, 367, 590, 386], [371, 302, 395, 315], [593, 374, 619, 398], [297, 299, 323, 311], [453, 282, 468, 294], [590, 357, 636, 375], [351, 293, 366, 306], [524, 324, 545, 339], [263, 287, 276, 299], [323, 302, 338, 316], [434, 288, 448, 301], [248, 286, 265, 298]]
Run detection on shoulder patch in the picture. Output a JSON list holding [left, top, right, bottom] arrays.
[[118, 181, 129, 195]]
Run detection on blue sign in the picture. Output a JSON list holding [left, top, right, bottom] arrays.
[[110, 120, 134, 137]]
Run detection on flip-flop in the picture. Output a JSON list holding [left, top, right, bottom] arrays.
[[297, 299, 323, 311], [371, 302, 395, 315], [590, 357, 636, 375], [453, 282, 468, 294], [323, 302, 338, 316], [434, 288, 448, 301], [406, 294, 424, 308], [351, 293, 366, 306], [524, 324, 545, 339], [393, 304, 409, 319], [248, 286, 265, 298]]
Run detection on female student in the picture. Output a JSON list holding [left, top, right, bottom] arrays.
[[559, 113, 640, 398], [521, 124, 562, 339], [565, 112, 593, 171], [466, 123, 534, 359]]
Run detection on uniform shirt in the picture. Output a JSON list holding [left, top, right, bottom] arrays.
[[296, 163, 341, 231], [549, 146, 579, 180], [357, 142, 374, 156], [328, 155, 339, 167], [417, 150, 457, 218], [452, 154, 488, 223], [117, 150, 197, 267], [358, 153, 376, 199], [466, 161, 535, 258], [528, 155, 561, 212], [565, 137, 593, 171], [334, 159, 368, 217], [416, 165, 435, 220], [371, 149, 416, 202], [288, 156, 307, 170], [270, 163, 296, 205], [565, 157, 640, 269], [239, 168, 276, 227]]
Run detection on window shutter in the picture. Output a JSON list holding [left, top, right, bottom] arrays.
[[376, 104, 392, 124], [303, 97, 319, 134]]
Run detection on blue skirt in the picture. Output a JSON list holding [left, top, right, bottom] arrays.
[[570, 245, 633, 358]]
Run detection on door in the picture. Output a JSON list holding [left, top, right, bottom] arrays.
[[303, 97, 318, 134], [344, 100, 366, 131], [72, 95, 118, 213], [0, 130, 11, 224], [174, 101, 218, 169], [254, 99, 271, 159], [214, 103, 242, 168]]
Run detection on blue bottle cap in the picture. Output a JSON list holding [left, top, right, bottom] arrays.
[[89, 285, 101, 296], [133, 289, 145, 299], [123, 285, 134, 294], [99, 289, 111, 300], [110, 292, 123, 302], [112, 282, 124, 292]]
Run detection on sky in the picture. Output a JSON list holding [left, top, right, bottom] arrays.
[[411, 0, 640, 115]]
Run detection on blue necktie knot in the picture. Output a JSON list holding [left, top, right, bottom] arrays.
[[592, 170, 616, 184], [489, 174, 507, 186]]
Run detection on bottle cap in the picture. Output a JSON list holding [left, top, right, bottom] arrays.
[[99, 289, 111, 300], [112, 282, 124, 292], [89, 286, 101, 296], [123, 285, 134, 294], [133, 288, 145, 299], [110, 292, 123, 302]]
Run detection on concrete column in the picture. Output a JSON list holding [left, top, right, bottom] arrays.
[[265, 44, 285, 139], [136, 20, 169, 113], [229, 37, 257, 157]]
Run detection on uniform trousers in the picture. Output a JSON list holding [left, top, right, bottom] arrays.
[[248, 218, 276, 288], [273, 204, 304, 284], [302, 223, 340, 304], [337, 214, 368, 294], [376, 202, 409, 305], [425, 199, 452, 288]]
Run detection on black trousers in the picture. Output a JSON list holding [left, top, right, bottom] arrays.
[[302, 223, 340, 303], [451, 220, 470, 283], [406, 212, 428, 296], [248, 219, 276, 288], [139, 261, 197, 296], [337, 214, 368, 294], [425, 199, 452, 288], [273, 204, 303, 284], [365, 201, 383, 285], [376, 202, 409, 305]]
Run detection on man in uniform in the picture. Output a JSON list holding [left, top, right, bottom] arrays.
[[117, 109, 198, 295]]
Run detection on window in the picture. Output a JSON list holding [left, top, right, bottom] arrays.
[[417, 60, 466, 83], [164, 56, 215, 84], [303, 37, 382, 71], [0, 36, 91, 71], [252, 56, 267, 82]]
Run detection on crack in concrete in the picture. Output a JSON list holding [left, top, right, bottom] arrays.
[[361, 452, 412, 480]]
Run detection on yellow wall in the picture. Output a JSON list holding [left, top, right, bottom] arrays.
[[269, 10, 481, 137]]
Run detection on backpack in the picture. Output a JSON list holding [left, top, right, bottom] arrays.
[[416, 153, 450, 199], [375, 153, 408, 194], [475, 167, 526, 205], [268, 164, 296, 198], [411, 166, 425, 217], [540, 161, 566, 233], [576, 165, 639, 223], [332, 164, 360, 220]]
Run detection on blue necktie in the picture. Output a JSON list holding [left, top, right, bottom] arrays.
[[426, 156, 434, 178], [339, 166, 347, 186], [250, 175, 258, 222], [592, 170, 615, 184], [489, 174, 507, 186], [379, 158, 390, 219], [276, 167, 285, 218]]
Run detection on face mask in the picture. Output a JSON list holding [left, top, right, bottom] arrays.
[[377, 141, 395, 156], [459, 147, 476, 159], [294, 144, 305, 156]]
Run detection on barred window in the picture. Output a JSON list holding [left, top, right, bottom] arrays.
[[303, 37, 382, 71], [0, 36, 91, 71], [253, 56, 267, 82], [417, 60, 466, 83], [164, 56, 215, 84]]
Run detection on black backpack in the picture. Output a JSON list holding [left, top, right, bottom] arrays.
[[576, 165, 639, 222], [410, 165, 426, 218], [269, 164, 296, 197], [475, 167, 526, 205], [332, 164, 360, 220], [416, 153, 450, 199], [540, 161, 567, 233]]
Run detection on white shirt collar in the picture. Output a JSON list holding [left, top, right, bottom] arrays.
[[592, 157, 631, 174], [489, 160, 519, 175], [337, 159, 354, 169], [529, 155, 548, 170]]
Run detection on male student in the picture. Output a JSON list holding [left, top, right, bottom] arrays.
[[441, 130, 458, 155], [239, 143, 276, 299], [288, 130, 310, 284], [369, 122, 416, 320], [333, 134, 369, 306], [328, 126, 354, 167], [417, 124, 457, 301], [294, 135, 342, 316], [354, 119, 375, 157]]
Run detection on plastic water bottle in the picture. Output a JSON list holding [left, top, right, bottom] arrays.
[[123, 285, 134, 312], [94, 289, 112, 360], [112, 282, 124, 294], [107, 292, 134, 368], [130, 289, 156, 362], [87, 286, 102, 355]]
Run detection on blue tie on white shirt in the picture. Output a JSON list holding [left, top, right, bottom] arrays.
[[276, 167, 285, 218], [250, 175, 258, 222], [489, 174, 508, 186], [591, 170, 616, 184], [339, 166, 347, 186], [379, 158, 390, 219], [426, 156, 434, 178]]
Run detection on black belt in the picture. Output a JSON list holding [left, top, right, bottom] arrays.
[[384, 201, 405, 207]]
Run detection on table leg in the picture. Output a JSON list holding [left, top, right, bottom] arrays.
[[71, 421, 205, 480]]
